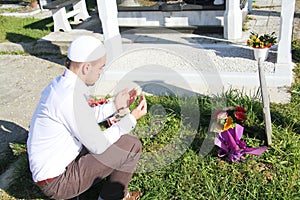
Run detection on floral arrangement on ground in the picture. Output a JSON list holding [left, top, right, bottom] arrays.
[[213, 106, 267, 162]]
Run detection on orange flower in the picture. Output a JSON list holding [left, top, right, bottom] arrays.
[[223, 116, 233, 131]]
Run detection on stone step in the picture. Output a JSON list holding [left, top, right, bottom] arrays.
[[116, 1, 247, 27]]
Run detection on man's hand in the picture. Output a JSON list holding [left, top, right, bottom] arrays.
[[114, 88, 138, 111], [131, 95, 147, 120], [128, 88, 138, 106]]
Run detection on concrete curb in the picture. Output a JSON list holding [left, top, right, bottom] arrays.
[[0, 39, 293, 104]]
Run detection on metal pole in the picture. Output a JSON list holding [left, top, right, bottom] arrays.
[[258, 58, 272, 145]]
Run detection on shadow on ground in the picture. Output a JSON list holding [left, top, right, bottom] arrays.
[[5, 32, 65, 65], [0, 120, 48, 199]]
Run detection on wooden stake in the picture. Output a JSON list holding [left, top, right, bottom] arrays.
[[258, 58, 272, 145]]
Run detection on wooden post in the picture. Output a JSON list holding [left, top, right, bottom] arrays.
[[96, 0, 123, 64], [277, 0, 295, 65], [258, 58, 272, 145], [223, 0, 242, 40], [39, 0, 51, 10]]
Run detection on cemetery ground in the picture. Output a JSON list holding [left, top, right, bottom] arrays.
[[1, 53, 299, 199], [0, 2, 300, 199]]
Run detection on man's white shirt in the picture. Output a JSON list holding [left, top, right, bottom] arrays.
[[27, 69, 136, 182]]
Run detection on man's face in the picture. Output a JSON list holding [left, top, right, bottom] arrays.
[[85, 56, 106, 86]]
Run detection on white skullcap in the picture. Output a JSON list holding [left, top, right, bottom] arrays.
[[67, 36, 106, 62]]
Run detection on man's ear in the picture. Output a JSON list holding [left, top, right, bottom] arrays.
[[81, 63, 90, 75]]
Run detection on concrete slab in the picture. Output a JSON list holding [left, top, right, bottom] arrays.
[[0, 0, 297, 105], [88, 43, 291, 103]]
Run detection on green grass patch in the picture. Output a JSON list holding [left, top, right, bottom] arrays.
[[0, 7, 21, 13], [128, 91, 300, 199], [292, 39, 300, 63], [3, 88, 300, 199], [0, 15, 53, 43], [0, 50, 29, 55]]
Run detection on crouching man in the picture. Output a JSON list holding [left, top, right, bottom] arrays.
[[27, 36, 147, 200]]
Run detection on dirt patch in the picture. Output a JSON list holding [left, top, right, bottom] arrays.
[[0, 55, 65, 129]]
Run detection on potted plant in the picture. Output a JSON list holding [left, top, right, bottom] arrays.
[[247, 32, 277, 61]]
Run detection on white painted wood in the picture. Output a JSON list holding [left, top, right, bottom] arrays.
[[96, 0, 123, 63], [117, 11, 225, 27], [51, 0, 90, 32], [277, 0, 296, 65], [52, 8, 72, 32], [258, 58, 272, 145], [96, 0, 120, 40], [223, 0, 242, 40], [39, 0, 51, 10], [252, 47, 273, 145], [73, 0, 90, 24], [66, 9, 81, 19]]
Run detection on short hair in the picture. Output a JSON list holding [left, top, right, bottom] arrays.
[[65, 57, 72, 69]]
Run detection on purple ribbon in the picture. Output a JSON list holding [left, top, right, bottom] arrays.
[[214, 124, 267, 162]]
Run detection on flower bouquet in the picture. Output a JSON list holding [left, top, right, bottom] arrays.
[[88, 97, 120, 128], [88, 97, 107, 107], [247, 32, 277, 61], [246, 32, 277, 49], [213, 106, 267, 162], [213, 106, 247, 132]]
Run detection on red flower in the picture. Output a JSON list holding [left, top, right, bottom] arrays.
[[97, 98, 107, 104], [235, 106, 246, 113], [88, 99, 96, 107], [88, 98, 107, 107], [266, 43, 272, 48], [235, 111, 247, 121]]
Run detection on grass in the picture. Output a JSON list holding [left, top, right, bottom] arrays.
[[0, 16, 53, 43], [2, 59, 300, 199], [0, 0, 97, 43], [0, 15, 300, 200], [0, 7, 21, 13], [2, 81, 300, 199], [128, 80, 300, 199]]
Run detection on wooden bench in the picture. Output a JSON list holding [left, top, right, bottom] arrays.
[[43, 0, 90, 32]]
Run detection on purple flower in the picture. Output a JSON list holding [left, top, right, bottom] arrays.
[[214, 124, 267, 162]]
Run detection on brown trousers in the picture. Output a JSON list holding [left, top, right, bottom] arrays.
[[39, 134, 142, 200]]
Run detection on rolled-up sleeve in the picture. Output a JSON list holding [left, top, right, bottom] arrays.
[[94, 101, 117, 123], [64, 86, 137, 154], [117, 114, 136, 133]]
